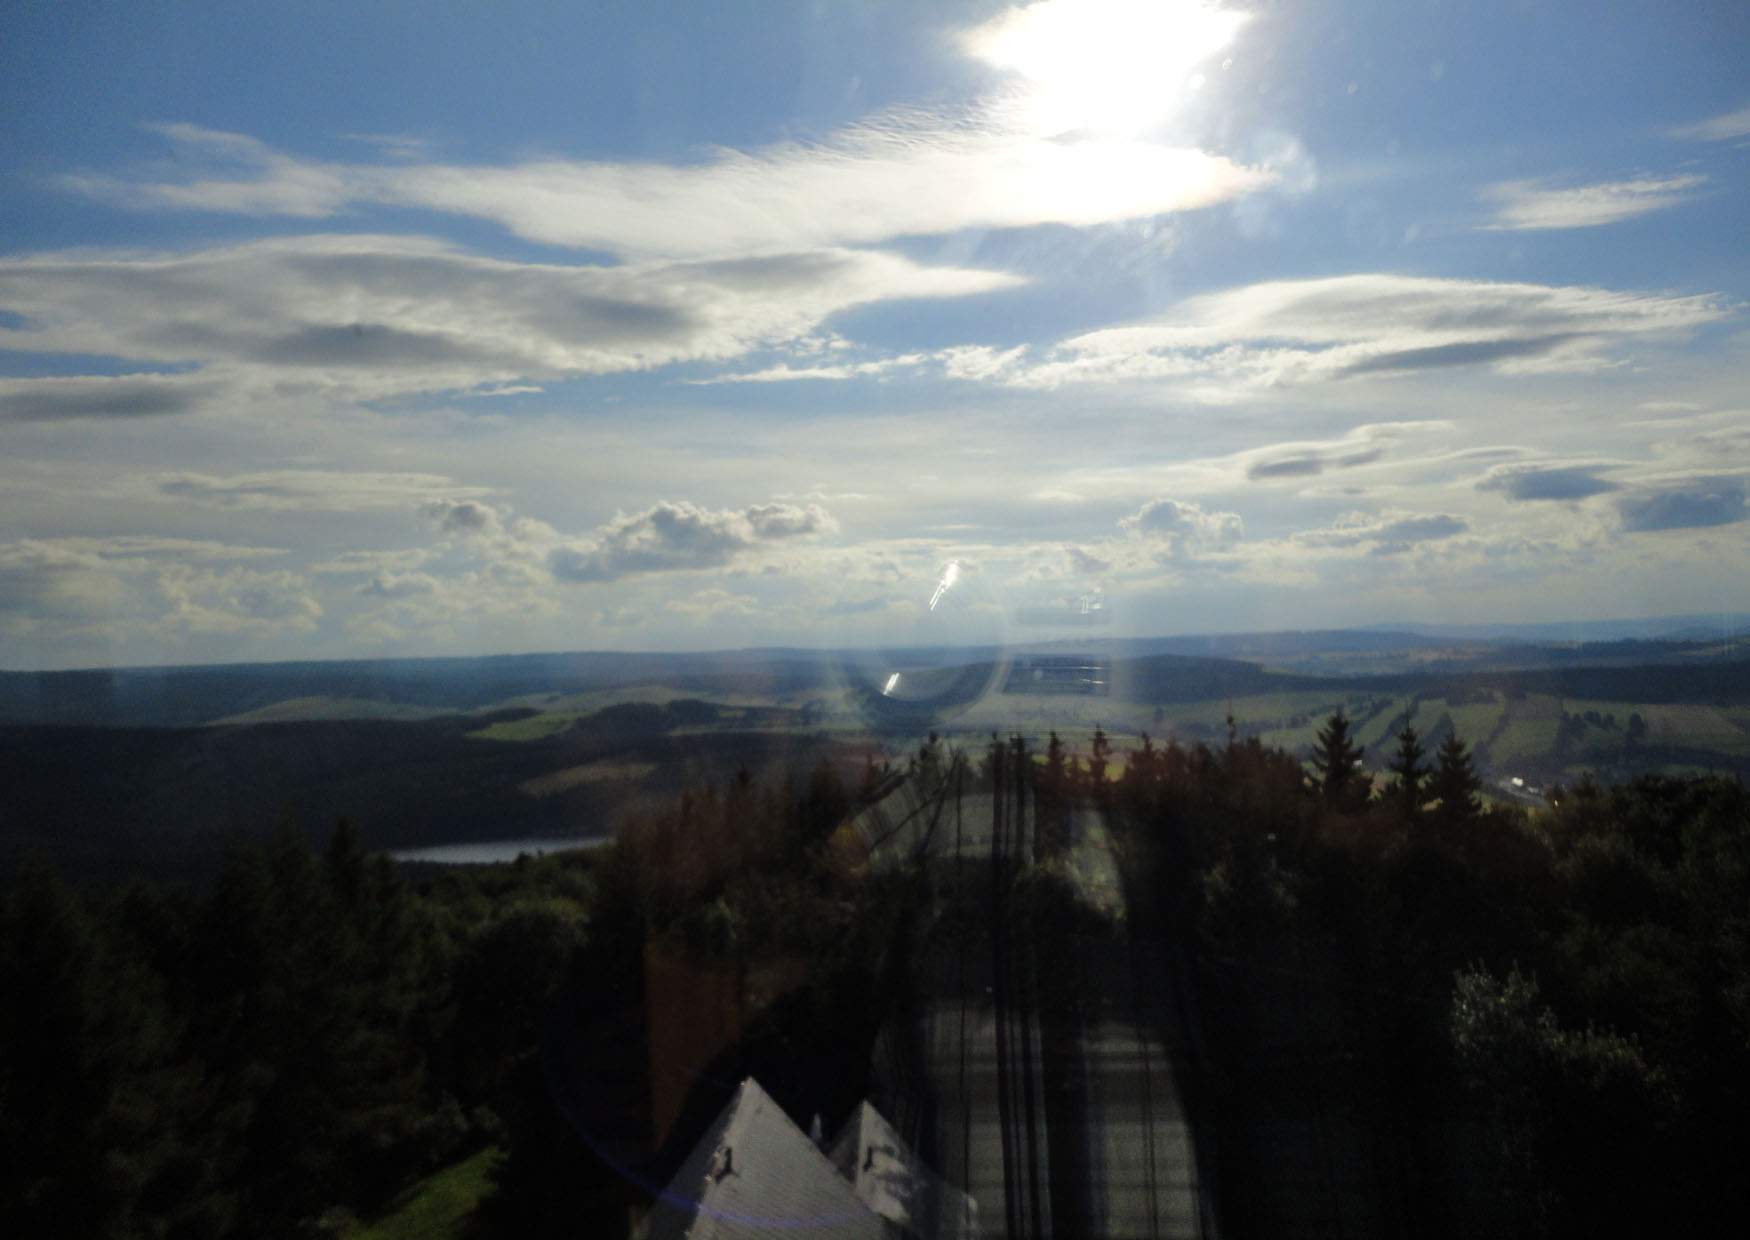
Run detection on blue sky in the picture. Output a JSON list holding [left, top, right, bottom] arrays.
[[1, 0, 1747, 668]]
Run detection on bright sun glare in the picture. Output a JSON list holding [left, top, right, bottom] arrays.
[[964, 0, 1249, 137]]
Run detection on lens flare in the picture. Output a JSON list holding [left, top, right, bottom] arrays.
[[963, 0, 1249, 137]]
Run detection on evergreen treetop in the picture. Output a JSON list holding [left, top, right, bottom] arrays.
[[1431, 733, 1483, 821], [1312, 710, 1371, 811], [1387, 725, 1429, 820]]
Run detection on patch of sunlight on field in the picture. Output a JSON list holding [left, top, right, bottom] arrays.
[[1488, 712, 1561, 768], [1403, 694, 1503, 748], [212, 696, 457, 725], [519, 760, 659, 797], [468, 710, 580, 742], [349, 1146, 498, 1240], [472, 685, 813, 740], [955, 694, 1148, 735], [1254, 719, 1327, 753], [1356, 696, 1414, 748], [1170, 691, 1355, 738], [959, 690, 1357, 743]]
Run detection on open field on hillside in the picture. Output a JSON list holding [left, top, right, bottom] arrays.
[[347, 1147, 497, 1240]]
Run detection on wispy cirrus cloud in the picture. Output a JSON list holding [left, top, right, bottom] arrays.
[[1668, 104, 1750, 142], [158, 469, 491, 512], [957, 273, 1730, 396], [62, 114, 1268, 262], [697, 354, 929, 384], [1479, 175, 1706, 230], [1292, 510, 1468, 555]]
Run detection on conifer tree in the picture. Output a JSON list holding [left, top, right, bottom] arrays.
[[1311, 710, 1371, 811], [1043, 731, 1066, 791], [1088, 726, 1111, 789], [1430, 733, 1482, 821], [1387, 725, 1428, 820]]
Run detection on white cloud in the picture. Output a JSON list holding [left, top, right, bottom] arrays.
[[697, 354, 927, 384], [159, 469, 489, 511], [1668, 104, 1750, 142], [420, 497, 507, 539], [971, 274, 1730, 395], [357, 571, 442, 599], [0, 541, 132, 631], [940, 344, 1030, 382], [64, 114, 1268, 261], [341, 501, 564, 645], [1293, 510, 1469, 554], [1118, 497, 1243, 557], [548, 500, 838, 583], [0, 234, 1019, 405], [1066, 545, 1112, 576], [62, 123, 351, 217], [155, 565, 322, 635], [307, 548, 436, 577], [1480, 175, 1706, 230], [0, 536, 314, 643], [22, 535, 287, 562], [668, 588, 760, 621]]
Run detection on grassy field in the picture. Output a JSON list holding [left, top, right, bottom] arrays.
[[1404, 693, 1506, 748], [517, 759, 659, 797], [1355, 695, 1415, 749], [1486, 695, 1563, 770], [1565, 699, 1750, 757], [467, 675, 1750, 784], [212, 696, 460, 725], [954, 689, 1358, 748], [348, 1147, 497, 1240], [467, 710, 585, 742], [466, 684, 818, 741]]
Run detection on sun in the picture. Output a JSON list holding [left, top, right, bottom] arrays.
[[962, 0, 1249, 138]]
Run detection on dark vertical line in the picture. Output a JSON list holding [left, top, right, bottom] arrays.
[[1014, 735, 1046, 1239], [956, 758, 971, 1193], [1135, 991, 1161, 1239], [991, 742, 1020, 1240]]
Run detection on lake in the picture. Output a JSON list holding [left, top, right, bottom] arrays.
[[388, 837, 613, 865]]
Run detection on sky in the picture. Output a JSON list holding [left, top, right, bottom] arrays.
[[1, 0, 1747, 670]]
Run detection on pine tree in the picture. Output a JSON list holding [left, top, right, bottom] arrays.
[[1088, 726, 1111, 789], [1311, 710, 1370, 811], [1044, 731, 1066, 789], [1387, 725, 1428, 820], [1430, 733, 1482, 821]]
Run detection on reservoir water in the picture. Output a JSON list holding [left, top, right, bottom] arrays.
[[388, 837, 612, 865]]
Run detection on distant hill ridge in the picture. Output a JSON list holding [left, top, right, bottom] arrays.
[[4, 635, 1748, 728]]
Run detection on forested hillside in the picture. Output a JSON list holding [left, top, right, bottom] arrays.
[[5, 716, 1747, 1238]]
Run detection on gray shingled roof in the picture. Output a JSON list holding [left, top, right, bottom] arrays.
[[638, 1078, 889, 1240], [829, 1101, 981, 1240]]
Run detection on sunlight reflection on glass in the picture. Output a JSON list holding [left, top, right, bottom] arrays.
[[928, 560, 963, 611], [836, 559, 1006, 729]]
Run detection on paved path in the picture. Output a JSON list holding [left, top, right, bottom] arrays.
[[862, 769, 1208, 1238]]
